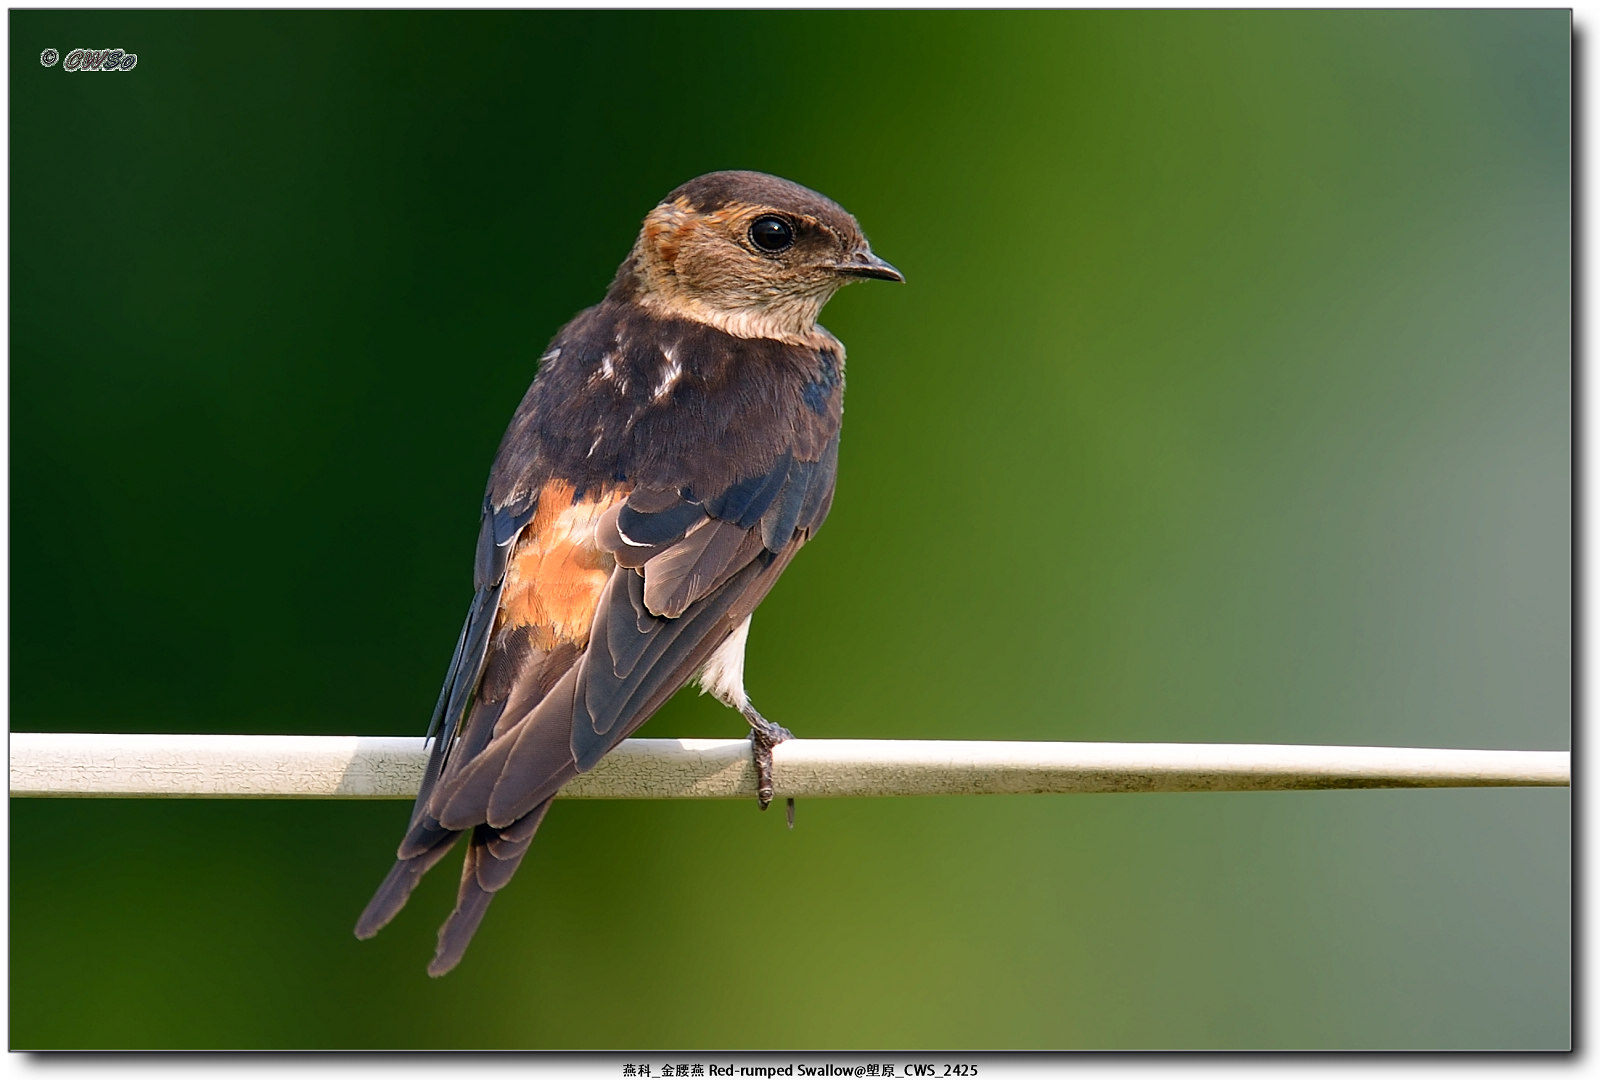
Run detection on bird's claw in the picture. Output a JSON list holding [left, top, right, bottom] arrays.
[[745, 711, 793, 816]]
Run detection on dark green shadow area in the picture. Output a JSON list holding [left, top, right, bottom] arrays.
[[10, 10, 1569, 1048]]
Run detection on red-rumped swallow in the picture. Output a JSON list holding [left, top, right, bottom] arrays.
[[355, 171, 902, 975]]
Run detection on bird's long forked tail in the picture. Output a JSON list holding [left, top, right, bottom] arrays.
[[355, 798, 554, 977], [353, 829, 460, 941]]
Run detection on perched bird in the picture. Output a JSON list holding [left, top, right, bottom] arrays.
[[355, 170, 902, 975]]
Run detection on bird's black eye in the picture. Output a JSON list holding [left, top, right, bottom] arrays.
[[749, 215, 794, 253]]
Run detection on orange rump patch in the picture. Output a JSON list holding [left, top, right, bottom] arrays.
[[497, 481, 627, 650]]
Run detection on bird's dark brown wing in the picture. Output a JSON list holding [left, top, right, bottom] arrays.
[[356, 434, 837, 975], [439, 444, 836, 831]]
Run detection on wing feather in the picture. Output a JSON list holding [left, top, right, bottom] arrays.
[[643, 518, 757, 618], [433, 448, 827, 832], [707, 450, 792, 526], [413, 489, 538, 817]]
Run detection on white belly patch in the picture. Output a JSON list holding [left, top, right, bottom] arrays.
[[694, 614, 751, 711]]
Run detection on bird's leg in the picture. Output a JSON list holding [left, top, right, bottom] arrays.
[[741, 704, 795, 825]]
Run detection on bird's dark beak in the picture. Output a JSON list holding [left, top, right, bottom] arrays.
[[832, 249, 905, 283]]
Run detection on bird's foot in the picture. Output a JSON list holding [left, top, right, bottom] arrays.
[[743, 708, 794, 824]]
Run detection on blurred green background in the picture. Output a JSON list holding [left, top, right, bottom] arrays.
[[9, 10, 1569, 1050]]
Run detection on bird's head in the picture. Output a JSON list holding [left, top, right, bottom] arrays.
[[614, 170, 902, 342]]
